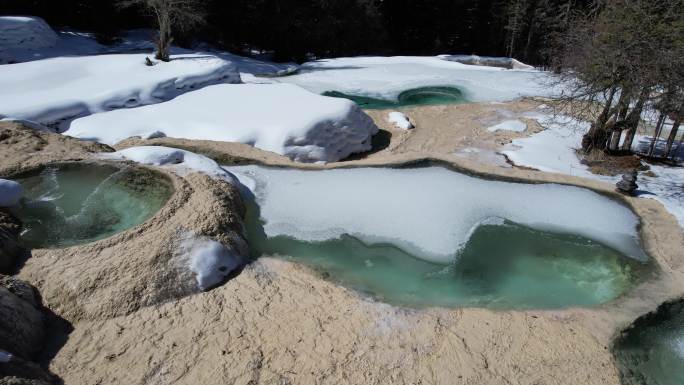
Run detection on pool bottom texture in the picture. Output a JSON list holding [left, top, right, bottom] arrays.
[[323, 86, 467, 109], [613, 300, 684, 385], [245, 203, 649, 310], [11, 163, 173, 249]]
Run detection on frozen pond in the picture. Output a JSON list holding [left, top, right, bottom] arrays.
[[613, 300, 684, 385], [10, 163, 173, 248], [323, 86, 467, 109], [229, 165, 651, 309]]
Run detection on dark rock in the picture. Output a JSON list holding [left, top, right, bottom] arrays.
[[0, 209, 23, 274], [0, 276, 46, 360], [616, 171, 638, 196]]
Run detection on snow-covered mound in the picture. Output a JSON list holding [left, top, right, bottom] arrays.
[[227, 165, 645, 263], [440, 54, 534, 70], [276, 56, 552, 103], [68, 84, 379, 163], [388, 112, 414, 130], [178, 235, 242, 290], [102, 146, 238, 183], [487, 119, 527, 132], [0, 179, 23, 207], [0, 16, 58, 63], [0, 53, 240, 126]]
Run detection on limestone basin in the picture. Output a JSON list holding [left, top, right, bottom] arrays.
[[613, 299, 684, 385], [9, 162, 173, 249], [229, 164, 653, 310], [323, 86, 468, 109]]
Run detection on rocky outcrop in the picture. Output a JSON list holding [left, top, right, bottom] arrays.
[[0, 210, 23, 274]]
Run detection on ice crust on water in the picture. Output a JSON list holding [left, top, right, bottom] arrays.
[[102, 146, 238, 183], [0, 53, 240, 126], [487, 119, 527, 132], [0, 179, 23, 207], [68, 84, 379, 163], [179, 236, 242, 290], [276, 56, 554, 103], [227, 165, 645, 263], [387, 111, 414, 130]]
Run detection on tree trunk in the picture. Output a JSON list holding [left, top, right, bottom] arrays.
[[647, 113, 666, 157], [583, 87, 617, 152], [621, 88, 650, 151], [664, 114, 682, 159], [155, 10, 172, 62]]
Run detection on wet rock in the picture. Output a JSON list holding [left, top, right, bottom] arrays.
[[0, 352, 55, 385], [0, 209, 23, 274], [616, 171, 638, 196], [0, 275, 46, 359]]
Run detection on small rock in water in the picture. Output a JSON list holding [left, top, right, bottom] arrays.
[[616, 171, 638, 196]]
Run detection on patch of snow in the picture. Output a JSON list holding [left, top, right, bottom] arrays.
[[487, 120, 527, 132], [102, 146, 238, 183], [387, 111, 414, 130], [0, 179, 23, 207], [638, 164, 684, 228], [277, 56, 553, 103], [227, 165, 645, 264], [0, 53, 240, 126], [69, 84, 379, 163], [439, 54, 535, 70], [0, 16, 58, 63], [178, 236, 242, 290]]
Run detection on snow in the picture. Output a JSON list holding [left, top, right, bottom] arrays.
[[178, 236, 242, 290], [101, 146, 238, 183], [276, 56, 553, 103], [68, 84, 379, 163], [388, 112, 414, 130], [500, 114, 596, 178], [500, 113, 684, 229], [0, 350, 12, 363], [487, 119, 527, 132], [439, 54, 535, 70], [227, 165, 645, 264], [0, 16, 58, 63], [0, 53, 240, 126], [0, 179, 23, 207]]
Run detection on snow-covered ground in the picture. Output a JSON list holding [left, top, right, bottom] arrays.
[[439, 54, 535, 70], [0, 16, 58, 63], [227, 165, 645, 264], [101, 146, 239, 184], [69, 84, 379, 163], [274, 56, 555, 103], [0, 53, 240, 127], [501, 113, 684, 228], [487, 119, 527, 132]]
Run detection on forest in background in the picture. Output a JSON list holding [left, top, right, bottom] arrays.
[[0, 0, 593, 64]]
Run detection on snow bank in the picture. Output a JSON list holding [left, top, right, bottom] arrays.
[[638, 164, 684, 228], [178, 236, 242, 290], [102, 146, 238, 183], [0, 179, 23, 207], [440, 54, 535, 70], [0, 53, 240, 126], [276, 56, 552, 103], [0, 16, 58, 63], [487, 119, 527, 132], [500, 114, 595, 177], [388, 111, 414, 130], [68, 84, 379, 163], [227, 165, 645, 263]]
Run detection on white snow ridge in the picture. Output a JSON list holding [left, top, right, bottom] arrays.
[[0, 53, 240, 126], [68, 84, 379, 163]]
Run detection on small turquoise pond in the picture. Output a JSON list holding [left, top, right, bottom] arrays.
[[323, 86, 468, 109], [10, 163, 173, 249], [613, 300, 684, 385]]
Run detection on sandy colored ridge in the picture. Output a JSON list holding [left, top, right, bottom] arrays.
[[0, 97, 682, 385]]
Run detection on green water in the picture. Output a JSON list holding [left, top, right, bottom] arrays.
[[244, 203, 649, 310], [322, 86, 468, 109], [11, 163, 173, 249], [614, 301, 684, 385]]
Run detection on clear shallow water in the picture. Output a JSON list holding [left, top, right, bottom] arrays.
[[11, 163, 173, 249], [614, 301, 684, 385], [244, 202, 649, 310], [322, 86, 468, 109]]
